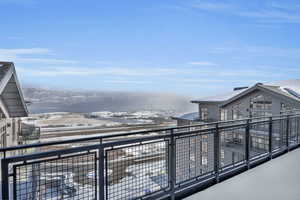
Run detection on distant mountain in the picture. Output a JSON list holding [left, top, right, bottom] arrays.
[[23, 87, 195, 114]]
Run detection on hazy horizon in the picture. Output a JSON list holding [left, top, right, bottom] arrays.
[[23, 87, 197, 114]]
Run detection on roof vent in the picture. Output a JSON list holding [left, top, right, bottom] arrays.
[[233, 86, 248, 91]]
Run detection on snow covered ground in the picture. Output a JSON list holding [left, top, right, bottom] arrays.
[[23, 110, 175, 132], [185, 148, 300, 200], [108, 160, 168, 200], [23, 112, 121, 129]]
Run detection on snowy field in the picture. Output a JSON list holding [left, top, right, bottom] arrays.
[[23, 110, 175, 132], [185, 148, 300, 200]]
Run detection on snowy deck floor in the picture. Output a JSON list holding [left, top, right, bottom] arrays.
[[185, 148, 300, 200]]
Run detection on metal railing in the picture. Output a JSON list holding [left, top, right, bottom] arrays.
[[1, 114, 300, 199]]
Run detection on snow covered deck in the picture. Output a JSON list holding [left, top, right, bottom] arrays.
[[185, 148, 300, 200]]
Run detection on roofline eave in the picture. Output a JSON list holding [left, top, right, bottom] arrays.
[[220, 85, 260, 107]]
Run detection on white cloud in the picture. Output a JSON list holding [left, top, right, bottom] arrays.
[[95, 61, 114, 65], [237, 10, 300, 23], [191, 2, 234, 11], [189, 1, 300, 24], [16, 66, 187, 77], [0, 48, 51, 61], [7, 36, 24, 40], [269, 3, 300, 11], [209, 45, 300, 58], [103, 80, 151, 84], [188, 61, 217, 66], [0, 48, 50, 56], [15, 64, 283, 80], [179, 79, 246, 83], [0, 48, 78, 65], [16, 58, 78, 64]]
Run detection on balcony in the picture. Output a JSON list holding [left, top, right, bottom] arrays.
[[185, 147, 300, 200], [0, 114, 299, 199]]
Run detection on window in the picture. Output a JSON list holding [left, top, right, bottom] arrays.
[[221, 149, 225, 159], [280, 103, 294, 114], [220, 109, 228, 121], [202, 141, 208, 153], [200, 107, 208, 121], [250, 95, 272, 117], [232, 104, 243, 120]]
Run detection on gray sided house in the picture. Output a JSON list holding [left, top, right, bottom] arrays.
[[176, 80, 300, 126], [0, 62, 28, 148], [174, 80, 300, 168]]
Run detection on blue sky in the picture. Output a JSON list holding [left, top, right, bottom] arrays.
[[1, 0, 300, 97]]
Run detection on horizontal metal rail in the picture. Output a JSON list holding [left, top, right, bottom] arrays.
[[1, 113, 298, 155]]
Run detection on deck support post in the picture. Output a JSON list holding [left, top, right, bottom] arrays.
[[214, 124, 220, 183], [1, 159, 9, 200], [245, 119, 250, 169], [169, 129, 176, 200], [269, 117, 273, 159], [98, 139, 105, 200], [286, 115, 290, 151]]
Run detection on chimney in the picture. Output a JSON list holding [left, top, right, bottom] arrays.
[[233, 86, 248, 91]]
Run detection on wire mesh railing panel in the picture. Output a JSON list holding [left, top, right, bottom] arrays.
[[105, 140, 169, 200], [249, 122, 269, 158], [272, 119, 287, 151], [13, 152, 97, 200], [175, 132, 214, 184], [289, 116, 299, 146], [220, 126, 246, 170], [3, 114, 300, 200]]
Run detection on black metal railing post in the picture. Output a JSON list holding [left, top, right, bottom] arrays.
[[214, 124, 220, 183], [296, 117, 300, 144], [286, 115, 290, 151], [1, 159, 9, 200], [268, 117, 273, 159], [169, 129, 176, 200], [245, 119, 250, 169], [98, 139, 105, 200]]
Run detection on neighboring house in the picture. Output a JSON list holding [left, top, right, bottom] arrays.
[[175, 80, 300, 126], [0, 62, 28, 148], [174, 80, 300, 168], [191, 86, 249, 122]]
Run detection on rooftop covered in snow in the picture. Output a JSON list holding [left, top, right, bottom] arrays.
[[191, 88, 248, 103], [192, 79, 300, 106]]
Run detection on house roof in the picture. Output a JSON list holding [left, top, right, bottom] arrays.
[[0, 62, 28, 118], [191, 88, 248, 103], [191, 79, 300, 108], [221, 80, 300, 107]]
